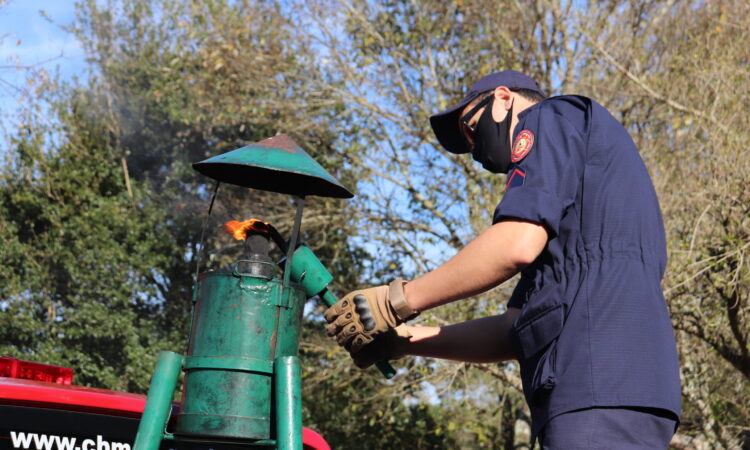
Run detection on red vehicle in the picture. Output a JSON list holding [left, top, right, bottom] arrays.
[[0, 357, 330, 450]]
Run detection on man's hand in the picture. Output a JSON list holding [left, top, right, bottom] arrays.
[[324, 278, 418, 353], [351, 324, 412, 369]]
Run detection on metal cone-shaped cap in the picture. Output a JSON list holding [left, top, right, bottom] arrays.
[[192, 135, 353, 198]]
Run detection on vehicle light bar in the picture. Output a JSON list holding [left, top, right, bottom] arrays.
[[0, 357, 74, 385]]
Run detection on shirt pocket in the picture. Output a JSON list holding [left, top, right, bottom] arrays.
[[511, 285, 565, 361]]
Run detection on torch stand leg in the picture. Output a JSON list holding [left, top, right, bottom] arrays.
[[275, 356, 302, 450], [134, 351, 183, 450]]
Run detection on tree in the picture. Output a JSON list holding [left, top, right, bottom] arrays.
[[289, 0, 749, 447], [575, 0, 750, 446], [286, 0, 581, 446], [0, 81, 177, 391], [3, 0, 748, 447], [1, 0, 361, 389], [1, 1, 453, 447]]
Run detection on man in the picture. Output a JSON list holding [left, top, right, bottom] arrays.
[[325, 70, 681, 448]]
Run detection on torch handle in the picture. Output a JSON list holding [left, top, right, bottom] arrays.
[[320, 290, 396, 379]]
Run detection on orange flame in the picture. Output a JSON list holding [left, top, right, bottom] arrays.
[[223, 219, 271, 241]]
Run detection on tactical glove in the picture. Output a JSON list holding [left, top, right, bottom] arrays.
[[324, 278, 418, 353], [351, 324, 412, 369]]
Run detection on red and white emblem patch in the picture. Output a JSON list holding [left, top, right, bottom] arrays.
[[511, 130, 534, 163]]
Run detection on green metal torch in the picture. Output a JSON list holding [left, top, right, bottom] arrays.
[[133, 135, 394, 450]]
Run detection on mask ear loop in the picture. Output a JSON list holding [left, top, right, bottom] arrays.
[[505, 97, 515, 144]]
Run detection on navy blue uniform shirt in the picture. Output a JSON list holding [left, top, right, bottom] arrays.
[[494, 95, 681, 438]]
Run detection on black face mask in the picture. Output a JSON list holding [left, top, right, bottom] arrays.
[[471, 98, 514, 174]]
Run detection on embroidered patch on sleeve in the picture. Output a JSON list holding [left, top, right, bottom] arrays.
[[505, 167, 526, 191], [511, 130, 534, 163]]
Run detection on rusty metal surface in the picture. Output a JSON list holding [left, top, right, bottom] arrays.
[[176, 270, 306, 440]]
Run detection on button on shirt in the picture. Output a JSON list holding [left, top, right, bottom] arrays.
[[494, 96, 681, 438]]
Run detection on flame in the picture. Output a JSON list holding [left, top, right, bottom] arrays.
[[223, 219, 271, 241]]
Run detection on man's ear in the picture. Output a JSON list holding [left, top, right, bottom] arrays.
[[492, 86, 513, 110]]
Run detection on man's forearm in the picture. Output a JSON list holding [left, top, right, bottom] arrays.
[[403, 220, 547, 312], [402, 308, 521, 363]]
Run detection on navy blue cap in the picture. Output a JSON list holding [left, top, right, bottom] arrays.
[[430, 70, 545, 154]]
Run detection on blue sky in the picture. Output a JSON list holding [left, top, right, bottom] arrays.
[[0, 1, 84, 130]]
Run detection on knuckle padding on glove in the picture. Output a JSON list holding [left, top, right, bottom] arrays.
[[353, 294, 376, 331], [325, 315, 350, 336]]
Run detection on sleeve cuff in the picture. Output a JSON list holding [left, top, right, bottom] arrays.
[[492, 188, 567, 237]]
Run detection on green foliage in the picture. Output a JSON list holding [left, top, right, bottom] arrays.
[[1, 0, 363, 392], [299, 320, 458, 449], [68, 0, 362, 290], [2, 0, 748, 447], [0, 86, 175, 391], [575, 1, 750, 444], [1, 0, 445, 447], [293, 0, 749, 447]]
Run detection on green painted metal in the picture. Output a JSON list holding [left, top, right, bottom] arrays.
[[183, 355, 274, 374], [288, 245, 334, 297], [275, 356, 302, 450], [135, 245, 394, 450], [175, 268, 306, 440], [320, 290, 339, 309], [192, 135, 354, 199], [287, 246, 395, 378], [133, 351, 183, 450], [135, 133, 367, 449]]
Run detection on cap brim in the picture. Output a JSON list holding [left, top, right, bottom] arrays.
[[429, 98, 473, 154]]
